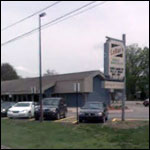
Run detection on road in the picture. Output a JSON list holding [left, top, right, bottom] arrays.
[[67, 101, 149, 120]]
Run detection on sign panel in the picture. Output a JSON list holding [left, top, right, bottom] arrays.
[[31, 87, 37, 94], [104, 38, 125, 81], [109, 40, 125, 80], [103, 81, 124, 89], [74, 83, 80, 92]]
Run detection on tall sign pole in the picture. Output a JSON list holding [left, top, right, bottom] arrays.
[[122, 34, 126, 121], [104, 34, 126, 121]]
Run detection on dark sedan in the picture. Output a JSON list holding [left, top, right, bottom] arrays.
[[34, 97, 67, 120], [1, 101, 16, 117], [79, 101, 108, 123]]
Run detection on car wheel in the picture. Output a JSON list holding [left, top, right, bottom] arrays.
[[28, 112, 32, 119], [56, 113, 60, 120], [79, 119, 83, 123], [102, 117, 106, 123], [106, 116, 108, 121], [35, 117, 39, 120], [63, 112, 67, 118]]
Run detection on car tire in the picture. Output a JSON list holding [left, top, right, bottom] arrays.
[[35, 117, 39, 120], [106, 116, 108, 121], [63, 112, 66, 118], [102, 116, 106, 123], [79, 119, 83, 123], [28, 112, 32, 119], [56, 113, 60, 120]]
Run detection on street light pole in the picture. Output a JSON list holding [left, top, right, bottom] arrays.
[[39, 12, 46, 122]]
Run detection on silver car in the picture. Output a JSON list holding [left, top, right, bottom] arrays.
[[7, 102, 35, 119]]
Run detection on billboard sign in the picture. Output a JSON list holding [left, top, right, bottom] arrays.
[[104, 38, 125, 81], [102, 81, 124, 89], [74, 83, 80, 92]]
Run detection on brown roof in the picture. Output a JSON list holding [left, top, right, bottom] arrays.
[[1, 70, 105, 95]]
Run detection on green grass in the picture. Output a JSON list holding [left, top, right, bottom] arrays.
[[1, 119, 149, 149]]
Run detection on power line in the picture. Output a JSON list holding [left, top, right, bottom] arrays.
[[43, 1, 107, 30], [1, 1, 61, 31], [1, 1, 96, 46], [1, 1, 107, 47]]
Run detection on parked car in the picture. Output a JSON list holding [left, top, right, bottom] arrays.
[[1, 101, 16, 117], [7, 102, 35, 119], [143, 99, 149, 107], [34, 97, 67, 120], [79, 101, 108, 123]]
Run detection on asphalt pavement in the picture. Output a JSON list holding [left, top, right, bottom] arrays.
[[67, 101, 149, 120]]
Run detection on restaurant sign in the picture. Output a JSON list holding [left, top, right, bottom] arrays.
[[104, 38, 125, 81]]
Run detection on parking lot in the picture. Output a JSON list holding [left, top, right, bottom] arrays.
[[67, 101, 149, 121], [109, 101, 149, 120], [1, 101, 149, 124]]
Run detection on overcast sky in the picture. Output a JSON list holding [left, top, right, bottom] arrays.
[[1, 1, 149, 78]]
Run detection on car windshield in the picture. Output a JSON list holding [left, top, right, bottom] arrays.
[[14, 103, 30, 107], [82, 103, 103, 109], [43, 99, 60, 106]]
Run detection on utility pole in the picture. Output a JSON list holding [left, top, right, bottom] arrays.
[[39, 12, 46, 122], [122, 34, 126, 121]]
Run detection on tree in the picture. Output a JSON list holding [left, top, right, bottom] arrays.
[[1, 63, 20, 81], [43, 69, 58, 76], [136, 47, 149, 99], [126, 45, 149, 100]]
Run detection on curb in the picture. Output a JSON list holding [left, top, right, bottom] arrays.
[[54, 116, 75, 122], [112, 118, 149, 122]]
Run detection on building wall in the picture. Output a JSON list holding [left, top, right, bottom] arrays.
[[44, 87, 54, 98], [87, 76, 110, 105], [55, 93, 85, 107], [43, 76, 110, 107], [54, 80, 84, 93], [2, 76, 110, 107], [1, 94, 39, 102]]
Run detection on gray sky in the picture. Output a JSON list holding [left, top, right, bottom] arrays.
[[1, 1, 149, 78]]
